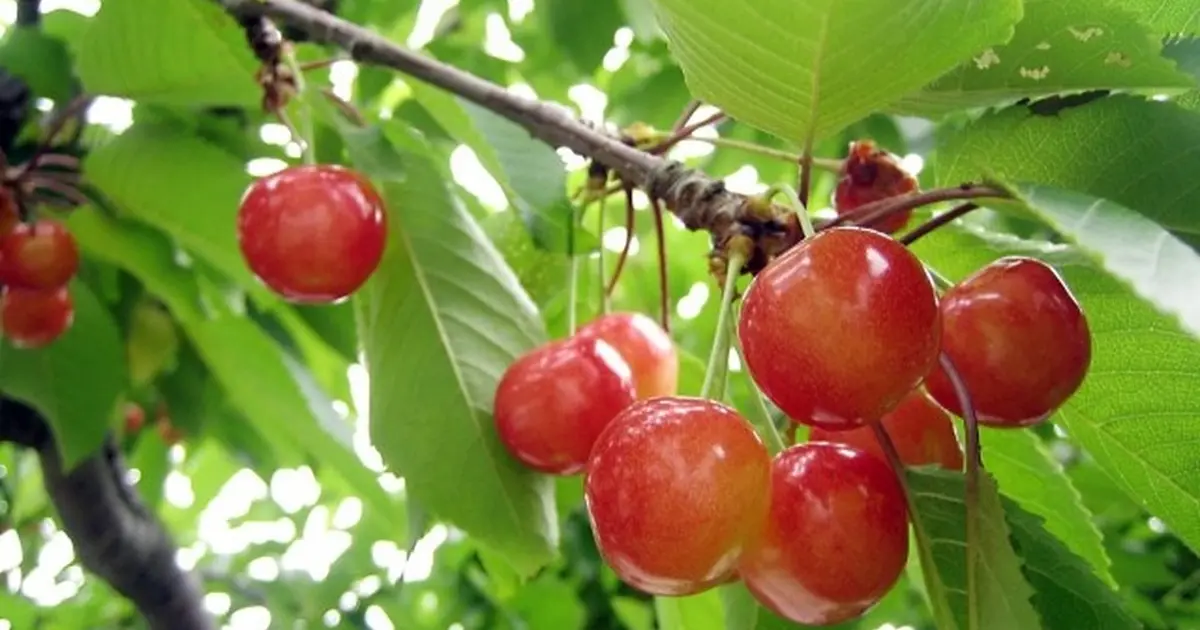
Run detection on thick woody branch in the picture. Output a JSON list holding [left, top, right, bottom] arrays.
[[0, 399, 214, 630]]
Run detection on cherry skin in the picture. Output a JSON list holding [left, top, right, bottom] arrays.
[[809, 388, 963, 471], [924, 256, 1091, 427], [832, 140, 919, 235], [576, 312, 678, 399], [585, 397, 771, 596], [494, 336, 636, 475], [0, 219, 80, 290], [739, 442, 910, 626], [124, 403, 147, 434], [738, 226, 942, 430], [237, 164, 387, 303], [0, 286, 73, 349]]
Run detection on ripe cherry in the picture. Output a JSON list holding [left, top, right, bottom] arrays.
[[738, 226, 941, 430], [0, 219, 80, 290], [740, 442, 909, 626], [124, 403, 146, 434], [0, 286, 73, 348], [832, 140, 919, 235], [585, 397, 771, 596], [577, 312, 678, 399], [237, 164, 387, 303], [924, 257, 1091, 427], [494, 336, 636, 475], [809, 388, 963, 471]]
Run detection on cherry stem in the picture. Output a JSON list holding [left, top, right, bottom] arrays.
[[651, 197, 671, 333], [319, 87, 367, 127], [604, 186, 636, 302], [768, 184, 815, 239], [936, 351, 983, 627], [648, 111, 726, 155], [566, 199, 583, 336], [299, 57, 341, 72], [24, 175, 90, 207], [796, 133, 815, 210], [646, 133, 843, 171], [282, 44, 317, 165], [597, 194, 609, 315], [700, 250, 745, 399], [670, 99, 703, 132], [11, 94, 92, 183], [900, 202, 980, 246], [730, 321, 785, 454], [817, 184, 1008, 233]]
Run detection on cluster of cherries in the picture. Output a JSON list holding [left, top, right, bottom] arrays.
[[0, 196, 80, 349], [493, 214, 1091, 624]]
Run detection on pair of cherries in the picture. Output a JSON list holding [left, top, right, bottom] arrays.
[[0, 197, 81, 349]]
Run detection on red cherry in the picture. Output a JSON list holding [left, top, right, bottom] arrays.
[[924, 257, 1091, 427], [809, 388, 963, 471], [585, 397, 771, 596], [740, 442, 909, 625], [577, 312, 678, 399], [237, 164, 387, 303], [738, 226, 941, 430], [124, 403, 146, 434], [0, 286, 73, 348], [494, 336, 636, 475], [832, 140, 919, 235], [0, 220, 80, 290]]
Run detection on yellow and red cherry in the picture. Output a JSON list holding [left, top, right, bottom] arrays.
[[0, 286, 73, 348], [0, 219, 80, 290], [577, 312, 678, 399], [809, 388, 963, 471]]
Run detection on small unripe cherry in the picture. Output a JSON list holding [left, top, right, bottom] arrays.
[[237, 164, 387, 303], [738, 226, 941, 430], [832, 140, 919, 235], [809, 388, 963, 471], [124, 403, 147, 434], [494, 336, 636, 475], [585, 397, 771, 596], [740, 442, 909, 625], [576, 312, 678, 399], [924, 257, 1091, 427], [0, 286, 73, 348], [0, 219, 80, 290]]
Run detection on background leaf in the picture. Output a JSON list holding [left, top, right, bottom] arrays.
[[646, 0, 1023, 142], [347, 122, 559, 575]]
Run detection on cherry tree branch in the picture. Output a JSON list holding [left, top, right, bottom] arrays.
[[0, 399, 214, 630]]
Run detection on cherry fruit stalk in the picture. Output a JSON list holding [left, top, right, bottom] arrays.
[[238, 164, 387, 303], [809, 388, 963, 471], [585, 397, 770, 596], [494, 337, 635, 475], [738, 226, 941, 429], [739, 442, 909, 625], [924, 257, 1091, 427], [577, 312, 678, 399]]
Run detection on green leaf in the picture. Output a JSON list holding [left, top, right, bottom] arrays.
[[972, 472, 1044, 629], [891, 0, 1194, 116], [1013, 183, 1200, 337], [406, 84, 596, 253], [980, 428, 1115, 588], [539, 0, 624, 74], [934, 96, 1200, 249], [646, 0, 1022, 142], [655, 590, 724, 630], [0, 280, 124, 469], [0, 27, 76, 102], [344, 122, 559, 575], [83, 123, 271, 300], [1105, 0, 1200, 35], [76, 0, 259, 105], [912, 225, 1200, 561]]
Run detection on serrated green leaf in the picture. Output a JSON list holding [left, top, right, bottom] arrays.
[[0, 27, 76, 102], [646, 0, 1022, 143], [83, 123, 273, 301], [912, 225, 1200, 560], [76, 0, 258, 105], [406, 81, 596, 253], [973, 472, 1044, 629], [343, 122, 559, 575], [934, 96, 1200, 249], [980, 428, 1114, 588], [0, 281, 124, 470], [1013, 183, 1200, 338], [1105, 0, 1200, 35], [891, 0, 1194, 116]]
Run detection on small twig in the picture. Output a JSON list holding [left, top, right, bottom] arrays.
[[651, 197, 670, 333], [900, 202, 980, 246], [11, 94, 93, 182], [298, 57, 341, 72], [319, 87, 366, 127], [649, 133, 843, 171], [937, 352, 983, 628], [605, 186, 636, 300], [797, 135, 815, 209], [24, 175, 91, 207], [648, 111, 726, 155], [670, 99, 703, 132], [817, 185, 1008, 233]]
